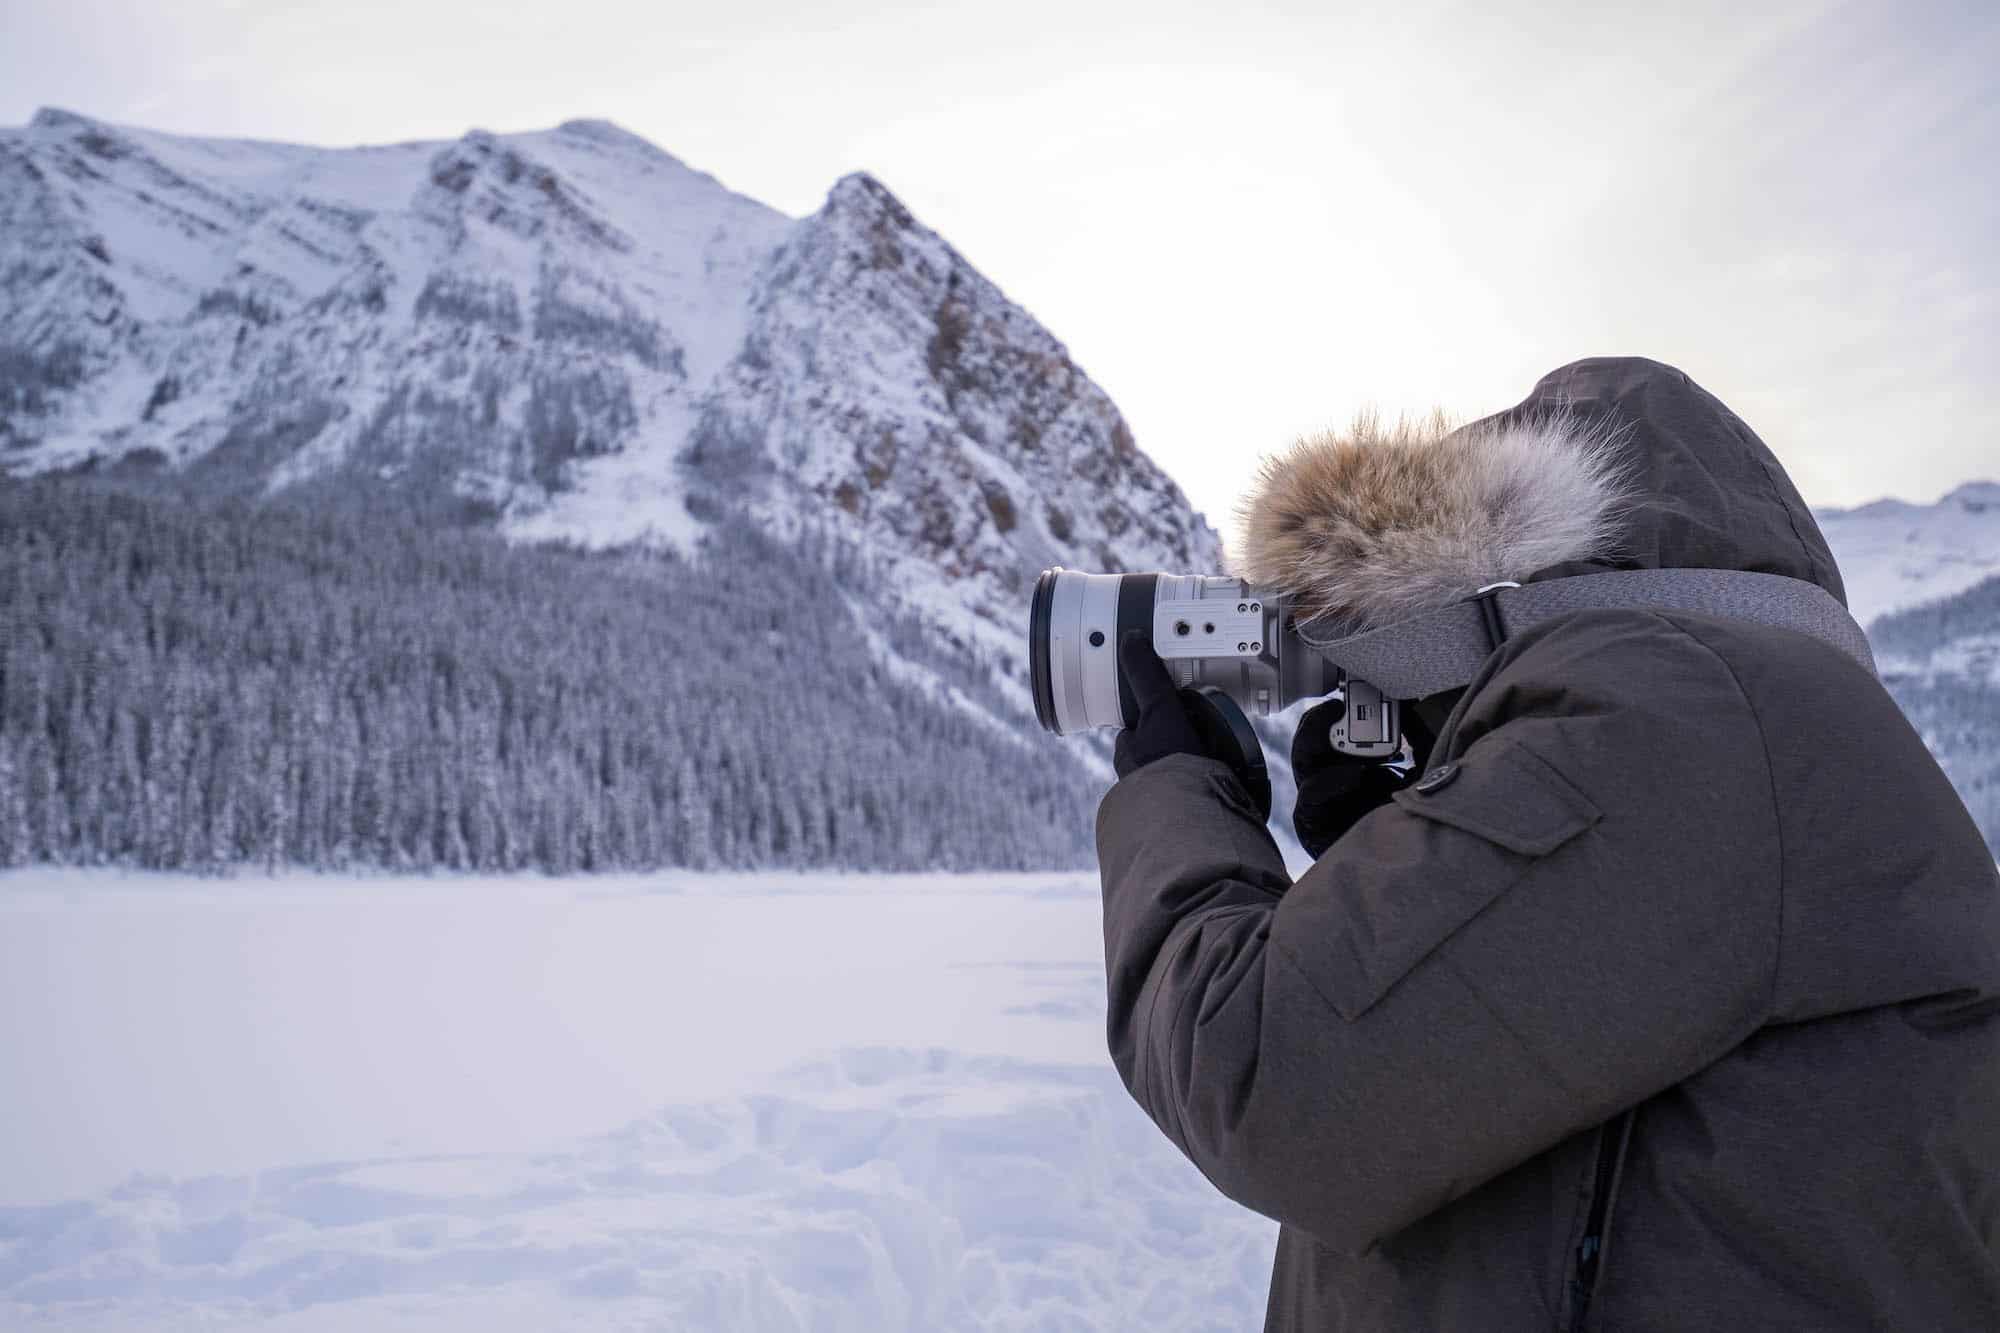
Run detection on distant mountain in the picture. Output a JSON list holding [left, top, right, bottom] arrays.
[[1817, 483, 2000, 856], [1816, 481, 2000, 627]]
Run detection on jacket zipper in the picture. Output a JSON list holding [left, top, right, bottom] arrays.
[[1569, 1110, 1634, 1330]]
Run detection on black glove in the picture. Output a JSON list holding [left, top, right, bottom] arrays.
[[1112, 631, 1205, 778], [1290, 697, 1432, 860], [1113, 632, 1274, 820]]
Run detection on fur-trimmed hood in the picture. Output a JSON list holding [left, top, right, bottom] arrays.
[[1232, 358, 1847, 636], [1232, 410, 1631, 636]]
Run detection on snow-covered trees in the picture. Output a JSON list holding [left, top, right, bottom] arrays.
[[0, 478, 1104, 873], [1870, 576, 2000, 857]]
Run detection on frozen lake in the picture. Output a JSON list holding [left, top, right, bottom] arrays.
[[0, 870, 1275, 1329]]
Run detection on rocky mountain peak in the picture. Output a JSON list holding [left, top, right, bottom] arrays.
[[684, 162, 1217, 669], [822, 170, 917, 228], [25, 106, 122, 150], [27, 106, 86, 131]]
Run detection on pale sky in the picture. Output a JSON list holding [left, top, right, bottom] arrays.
[[3, 0, 1993, 523]]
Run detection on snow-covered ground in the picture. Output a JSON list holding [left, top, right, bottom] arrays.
[[0, 870, 1275, 1330]]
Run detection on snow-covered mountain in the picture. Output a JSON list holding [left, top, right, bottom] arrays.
[[0, 108, 1218, 690], [1816, 482, 2000, 629], [1817, 483, 2000, 854]]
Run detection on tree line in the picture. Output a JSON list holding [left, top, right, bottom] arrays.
[[8, 469, 1983, 876], [1873, 574, 2000, 856], [0, 477, 1105, 874]]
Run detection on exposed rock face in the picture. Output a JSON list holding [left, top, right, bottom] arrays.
[[688, 169, 1219, 662]]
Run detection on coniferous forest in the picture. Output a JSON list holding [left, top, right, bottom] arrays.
[[4, 472, 1993, 875], [1869, 579, 2000, 854], [0, 476, 1105, 873]]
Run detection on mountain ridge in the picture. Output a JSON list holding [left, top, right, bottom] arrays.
[[1, 108, 1219, 696], [1816, 480, 2000, 628]]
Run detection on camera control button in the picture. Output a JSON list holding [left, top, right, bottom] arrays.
[[1412, 763, 1459, 795]]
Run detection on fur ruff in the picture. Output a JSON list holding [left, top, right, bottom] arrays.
[[1231, 409, 1632, 636]]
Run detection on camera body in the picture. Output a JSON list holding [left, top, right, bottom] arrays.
[[1029, 568, 1401, 758]]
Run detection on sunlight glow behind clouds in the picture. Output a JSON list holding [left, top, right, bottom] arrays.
[[2, 0, 1992, 523]]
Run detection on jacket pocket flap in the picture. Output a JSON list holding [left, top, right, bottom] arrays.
[[1286, 738, 1601, 1022], [1389, 740, 1600, 856]]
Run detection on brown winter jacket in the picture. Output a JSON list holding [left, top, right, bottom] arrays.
[[1095, 358, 2000, 1331]]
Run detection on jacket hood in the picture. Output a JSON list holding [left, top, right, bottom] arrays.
[[1233, 357, 1847, 635]]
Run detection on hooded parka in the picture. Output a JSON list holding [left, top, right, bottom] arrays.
[[1095, 358, 2000, 1331]]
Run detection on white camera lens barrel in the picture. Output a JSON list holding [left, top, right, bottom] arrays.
[[1031, 568, 1157, 733], [1030, 566, 1378, 749], [1032, 568, 1335, 734]]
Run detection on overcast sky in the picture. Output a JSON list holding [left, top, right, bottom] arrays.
[[3, 0, 1993, 521]]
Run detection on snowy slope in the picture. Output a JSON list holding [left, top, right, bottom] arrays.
[[0, 1053, 1275, 1331], [0, 109, 786, 524], [0, 108, 1219, 697], [1816, 481, 2000, 627], [0, 868, 1275, 1330]]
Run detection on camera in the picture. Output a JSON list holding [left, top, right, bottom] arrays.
[[1028, 568, 1401, 758]]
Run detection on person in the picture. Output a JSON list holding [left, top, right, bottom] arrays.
[[1095, 357, 2000, 1331]]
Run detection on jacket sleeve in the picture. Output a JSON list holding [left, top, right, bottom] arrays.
[[1094, 615, 1782, 1253]]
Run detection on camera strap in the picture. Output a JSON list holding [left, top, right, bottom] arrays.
[[1294, 568, 1878, 699]]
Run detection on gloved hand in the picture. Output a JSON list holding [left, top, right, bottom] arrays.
[[1290, 697, 1432, 859], [1113, 633, 1274, 820], [1112, 631, 1206, 778]]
